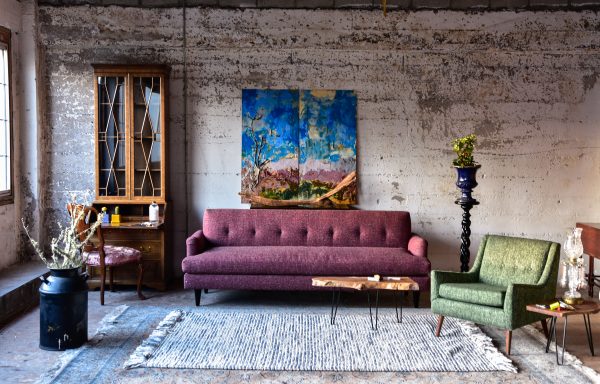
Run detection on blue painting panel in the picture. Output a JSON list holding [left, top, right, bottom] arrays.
[[298, 90, 357, 201], [241, 90, 300, 201]]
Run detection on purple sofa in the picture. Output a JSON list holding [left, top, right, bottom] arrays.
[[183, 209, 430, 306]]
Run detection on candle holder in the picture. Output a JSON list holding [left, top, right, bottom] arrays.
[[560, 227, 587, 305]]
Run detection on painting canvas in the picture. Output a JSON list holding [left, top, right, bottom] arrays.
[[241, 89, 357, 205]]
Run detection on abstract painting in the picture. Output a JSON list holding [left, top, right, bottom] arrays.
[[241, 89, 357, 206]]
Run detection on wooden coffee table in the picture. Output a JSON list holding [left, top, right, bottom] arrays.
[[526, 300, 600, 365], [312, 276, 419, 330]]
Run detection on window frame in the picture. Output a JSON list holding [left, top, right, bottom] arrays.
[[0, 26, 13, 205]]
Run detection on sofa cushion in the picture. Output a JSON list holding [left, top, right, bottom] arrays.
[[438, 283, 506, 308], [182, 246, 430, 276], [202, 209, 411, 248]]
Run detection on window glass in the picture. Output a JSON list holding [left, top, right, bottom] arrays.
[[0, 27, 12, 202]]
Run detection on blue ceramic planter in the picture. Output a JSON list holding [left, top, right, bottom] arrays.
[[454, 164, 481, 204]]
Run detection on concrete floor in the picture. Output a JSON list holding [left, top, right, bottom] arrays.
[[1, 287, 600, 384]]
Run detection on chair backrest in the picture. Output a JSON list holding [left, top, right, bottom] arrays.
[[477, 235, 554, 287], [66, 204, 104, 249]]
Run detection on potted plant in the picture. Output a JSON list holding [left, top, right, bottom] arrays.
[[452, 134, 481, 204], [22, 193, 103, 350]]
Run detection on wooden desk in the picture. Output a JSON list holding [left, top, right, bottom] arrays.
[[576, 223, 600, 297], [87, 217, 170, 291]]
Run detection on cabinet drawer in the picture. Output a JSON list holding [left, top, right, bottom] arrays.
[[104, 240, 162, 260], [101, 229, 162, 241]]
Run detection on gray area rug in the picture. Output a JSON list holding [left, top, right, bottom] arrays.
[[125, 310, 515, 372], [35, 300, 600, 383]]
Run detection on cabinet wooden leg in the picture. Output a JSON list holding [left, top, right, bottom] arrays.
[[109, 266, 114, 292], [136, 262, 146, 300], [100, 265, 106, 306]]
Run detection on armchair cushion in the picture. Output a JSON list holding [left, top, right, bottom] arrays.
[[439, 283, 506, 308], [478, 236, 552, 287]]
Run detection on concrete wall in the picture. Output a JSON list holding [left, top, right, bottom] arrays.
[[0, 0, 21, 270], [0, 0, 41, 270], [38, 6, 600, 276]]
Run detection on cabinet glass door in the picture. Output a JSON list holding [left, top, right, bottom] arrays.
[[97, 76, 126, 197], [132, 76, 162, 197]]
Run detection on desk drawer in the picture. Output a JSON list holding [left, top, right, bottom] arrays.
[[104, 240, 162, 260], [100, 229, 162, 241]]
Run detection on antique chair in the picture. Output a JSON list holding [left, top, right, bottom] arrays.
[[68, 204, 146, 305], [431, 234, 560, 355]]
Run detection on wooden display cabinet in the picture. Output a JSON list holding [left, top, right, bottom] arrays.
[[91, 64, 170, 290]]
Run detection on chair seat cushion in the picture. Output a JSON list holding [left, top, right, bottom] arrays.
[[84, 245, 142, 267], [439, 283, 506, 307], [182, 246, 430, 276]]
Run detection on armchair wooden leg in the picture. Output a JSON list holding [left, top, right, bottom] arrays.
[[195, 289, 201, 306], [541, 319, 549, 339], [435, 315, 444, 337], [506, 330, 512, 355], [108, 266, 114, 292], [204, 289, 209, 294], [100, 265, 106, 306], [136, 262, 146, 301]]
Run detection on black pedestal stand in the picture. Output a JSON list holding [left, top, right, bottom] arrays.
[[454, 165, 481, 272], [456, 198, 479, 272]]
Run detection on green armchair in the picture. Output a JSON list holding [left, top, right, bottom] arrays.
[[431, 234, 560, 355]]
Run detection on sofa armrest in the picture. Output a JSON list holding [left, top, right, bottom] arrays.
[[431, 270, 479, 300], [186, 230, 209, 257], [408, 234, 428, 258]]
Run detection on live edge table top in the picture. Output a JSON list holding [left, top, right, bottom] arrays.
[[526, 300, 600, 318], [311, 276, 420, 291]]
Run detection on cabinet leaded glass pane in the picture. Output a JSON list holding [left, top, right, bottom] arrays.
[[133, 76, 161, 197], [98, 76, 126, 196]]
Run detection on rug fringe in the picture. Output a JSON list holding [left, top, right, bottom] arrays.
[[123, 309, 184, 369], [521, 324, 600, 383], [34, 305, 130, 384], [457, 320, 518, 373]]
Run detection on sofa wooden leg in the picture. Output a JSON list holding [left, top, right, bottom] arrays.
[[204, 289, 208, 294], [194, 289, 201, 306], [435, 315, 444, 337], [412, 291, 420, 308], [506, 330, 512, 355], [541, 319, 549, 339]]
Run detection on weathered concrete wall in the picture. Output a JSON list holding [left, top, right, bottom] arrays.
[[0, 0, 21, 270], [38, 7, 600, 276], [0, 0, 42, 270]]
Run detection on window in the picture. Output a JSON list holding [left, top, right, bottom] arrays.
[[0, 26, 12, 204]]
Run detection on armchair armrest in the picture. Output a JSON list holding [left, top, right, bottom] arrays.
[[504, 282, 556, 315], [431, 270, 479, 300], [408, 234, 428, 258], [186, 230, 209, 257]]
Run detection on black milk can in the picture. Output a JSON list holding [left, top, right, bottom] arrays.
[[39, 268, 88, 350]]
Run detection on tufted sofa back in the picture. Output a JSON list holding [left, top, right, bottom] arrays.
[[478, 235, 554, 287], [202, 209, 412, 248]]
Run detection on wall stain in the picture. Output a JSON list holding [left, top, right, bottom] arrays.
[[392, 195, 405, 203]]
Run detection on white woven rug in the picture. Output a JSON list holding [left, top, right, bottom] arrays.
[[124, 310, 516, 372]]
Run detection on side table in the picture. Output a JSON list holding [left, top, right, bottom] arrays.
[[311, 276, 419, 330], [526, 300, 600, 365]]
